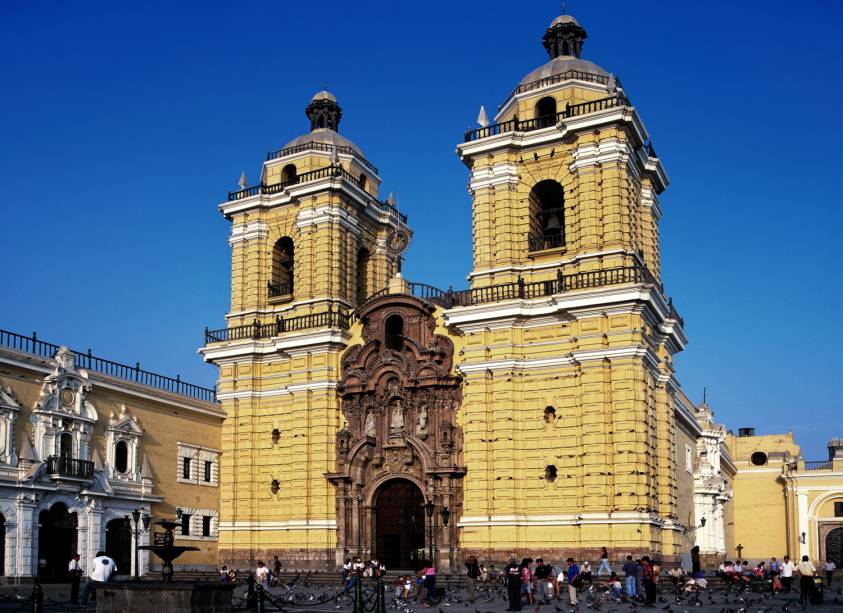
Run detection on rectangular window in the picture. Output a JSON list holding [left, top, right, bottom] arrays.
[[181, 513, 191, 536], [685, 444, 693, 473], [182, 457, 191, 479], [204, 461, 212, 483], [835, 501, 843, 517], [202, 515, 212, 537]]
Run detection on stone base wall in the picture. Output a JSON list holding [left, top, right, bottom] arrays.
[[457, 548, 683, 569], [219, 548, 336, 571]]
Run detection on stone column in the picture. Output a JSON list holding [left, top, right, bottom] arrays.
[[15, 496, 37, 577]]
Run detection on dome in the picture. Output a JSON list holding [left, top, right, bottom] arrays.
[[283, 128, 365, 158], [518, 56, 609, 87], [549, 14, 580, 28], [311, 89, 337, 103]]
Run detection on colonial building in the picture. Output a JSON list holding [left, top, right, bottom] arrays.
[[728, 429, 843, 567], [200, 11, 747, 570], [0, 330, 223, 578]]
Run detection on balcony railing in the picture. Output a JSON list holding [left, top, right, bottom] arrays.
[[804, 460, 833, 470], [46, 456, 95, 480], [465, 94, 630, 142], [266, 141, 379, 175], [268, 281, 293, 298], [528, 231, 565, 252], [0, 329, 217, 402], [499, 69, 621, 110], [204, 309, 355, 345], [228, 165, 362, 202]]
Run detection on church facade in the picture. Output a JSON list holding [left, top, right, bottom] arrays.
[[200, 12, 738, 569]]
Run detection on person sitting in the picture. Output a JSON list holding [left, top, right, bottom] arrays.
[[609, 572, 623, 599]]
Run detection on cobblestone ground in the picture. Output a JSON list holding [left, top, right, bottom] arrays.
[[1, 580, 840, 612]]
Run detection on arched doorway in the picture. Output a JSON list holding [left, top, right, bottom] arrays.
[[38, 503, 77, 582], [374, 479, 424, 569], [106, 518, 132, 576], [827, 527, 843, 567]]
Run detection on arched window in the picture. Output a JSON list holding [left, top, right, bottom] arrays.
[[535, 97, 557, 128], [545, 465, 558, 482], [356, 247, 371, 306], [59, 432, 73, 458], [115, 441, 128, 473], [271, 237, 294, 296], [271, 429, 281, 445], [280, 164, 297, 184], [543, 406, 557, 423], [528, 179, 565, 251], [317, 115, 325, 129], [359, 174, 367, 192], [384, 315, 404, 351]]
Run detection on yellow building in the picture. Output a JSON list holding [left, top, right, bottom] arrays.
[[200, 11, 745, 570], [728, 429, 843, 566], [0, 330, 224, 578]]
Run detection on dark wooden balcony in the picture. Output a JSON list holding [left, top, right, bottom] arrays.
[[46, 456, 94, 480]]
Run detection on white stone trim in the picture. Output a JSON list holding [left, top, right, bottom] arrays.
[[458, 511, 668, 528], [569, 138, 639, 180], [469, 163, 519, 191], [295, 202, 362, 236], [176, 507, 219, 540], [228, 221, 268, 245], [218, 519, 337, 531], [216, 380, 338, 401], [176, 443, 219, 487]]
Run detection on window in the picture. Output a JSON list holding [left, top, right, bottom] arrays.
[[834, 501, 843, 517], [280, 163, 297, 184], [271, 429, 281, 445], [182, 457, 192, 479], [59, 432, 73, 458], [181, 513, 191, 536], [543, 406, 556, 423], [528, 180, 565, 251], [271, 237, 294, 296], [385, 315, 404, 351], [359, 174, 367, 192], [204, 461, 212, 483], [202, 515, 212, 537], [750, 451, 768, 466], [535, 97, 557, 128], [545, 465, 558, 482], [356, 247, 371, 306], [178, 443, 219, 486], [685, 444, 693, 473], [115, 441, 128, 473]]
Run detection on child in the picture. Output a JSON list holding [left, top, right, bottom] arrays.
[[403, 575, 413, 599], [609, 572, 623, 599], [394, 575, 405, 600]]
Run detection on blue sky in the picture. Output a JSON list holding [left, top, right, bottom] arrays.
[[1, 1, 840, 459]]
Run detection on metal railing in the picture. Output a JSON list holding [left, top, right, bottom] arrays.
[[228, 165, 361, 202], [465, 94, 629, 142], [528, 231, 565, 252], [268, 281, 293, 298], [804, 460, 833, 470], [266, 141, 379, 175], [204, 309, 355, 345], [46, 455, 95, 479], [0, 329, 217, 402], [499, 69, 620, 110]]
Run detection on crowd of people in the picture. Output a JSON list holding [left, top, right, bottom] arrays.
[[714, 555, 836, 606]]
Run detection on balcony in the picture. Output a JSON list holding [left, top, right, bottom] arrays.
[[804, 460, 833, 471], [46, 456, 94, 480], [464, 94, 630, 142], [268, 281, 293, 299], [204, 309, 356, 345], [528, 231, 565, 252], [266, 141, 379, 175]]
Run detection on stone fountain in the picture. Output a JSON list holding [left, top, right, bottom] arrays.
[[96, 517, 235, 612]]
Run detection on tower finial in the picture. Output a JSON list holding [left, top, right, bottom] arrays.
[[703, 386, 707, 404], [562, 1, 568, 15], [323, 80, 327, 91]]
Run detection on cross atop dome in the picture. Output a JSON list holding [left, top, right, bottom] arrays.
[[542, 13, 588, 59], [305, 89, 342, 132]]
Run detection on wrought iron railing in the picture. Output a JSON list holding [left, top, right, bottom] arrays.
[[266, 141, 379, 175], [0, 329, 217, 402], [465, 94, 629, 142], [228, 165, 361, 202], [46, 456, 95, 479], [804, 460, 833, 470], [204, 309, 355, 345], [268, 281, 293, 298], [528, 231, 565, 252], [498, 69, 620, 110]]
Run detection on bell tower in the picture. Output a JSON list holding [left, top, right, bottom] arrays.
[[201, 91, 409, 569], [449, 13, 689, 563]]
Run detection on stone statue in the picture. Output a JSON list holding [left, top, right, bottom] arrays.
[[417, 403, 428, 432], [364, 410, 376, 437], [389, 399, 404, 436]]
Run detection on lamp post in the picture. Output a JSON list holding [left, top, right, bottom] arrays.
[[736, 543, 743, 561], [425, 501, 434, 565], [129, 509, 152, 581], [439, 507, 450, 570]]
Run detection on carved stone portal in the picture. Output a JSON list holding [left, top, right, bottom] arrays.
[[327, 294, 465, 569]]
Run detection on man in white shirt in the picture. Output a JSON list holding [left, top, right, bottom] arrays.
[[780, 555, 795, 593], [68, 553, 82, 604], [824, 558, 837, 586], [79, 551, 117, 608], [255, 561, 270, 590]]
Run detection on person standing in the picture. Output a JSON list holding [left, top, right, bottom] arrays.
[[255, 561, 270, 590], [504, 556, 522, 612], [770, 557, 780, 576], [824, 558, 836, 586], [781, 556, 796, 593], [566, 558, 580, 608], [598, 548, 612, 577], [68, 553, 82, 605], [520, 558, 534, 606], [641, 556, 656, 607], [635, 558, 645, 601], [796, 555, 816, 608], [79, 551, 117, 608], [465, 555, 480, 603], [422, 561, 437, 608], [534, 558, 553, 605], [622, 555, 638, 599], [273, 556, 282, 585]]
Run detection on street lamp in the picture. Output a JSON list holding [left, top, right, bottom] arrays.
[[129, 509, 153, 582], [425, 501, 435, 565]]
